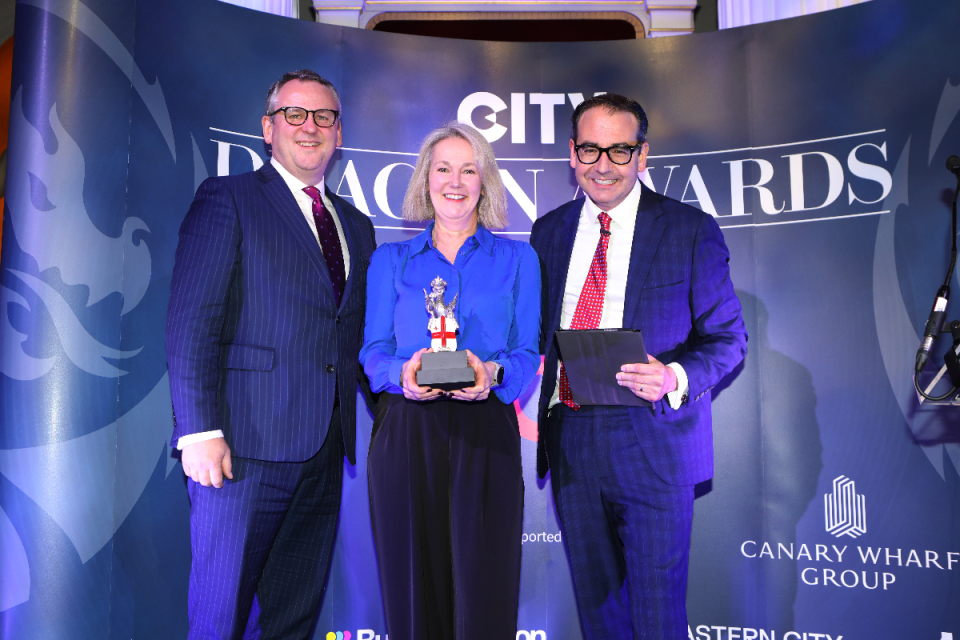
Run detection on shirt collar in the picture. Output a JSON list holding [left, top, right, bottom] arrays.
[[411, 221, 495, 256], [472, 224, 496, 255], [271, 157, 325, 196], [582, 179, 642, 234], [410, 224, 434, 255]]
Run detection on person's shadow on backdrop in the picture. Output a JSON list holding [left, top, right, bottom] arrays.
[[687, 290, 823, 632]]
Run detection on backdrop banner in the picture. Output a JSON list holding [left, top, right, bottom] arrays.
[[1, 0, 958, 638]]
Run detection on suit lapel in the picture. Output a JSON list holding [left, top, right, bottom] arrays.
[[547, 199, 583, 333], [257, 164, 336, 301], [622, 189, 666, 324]]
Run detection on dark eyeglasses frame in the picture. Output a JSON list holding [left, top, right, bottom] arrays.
[[574, 143, 643, 165], [269, 106, 340, 128]]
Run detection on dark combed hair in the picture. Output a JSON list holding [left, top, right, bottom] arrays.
[[264, 69, 341, 115], [570, 93, 648, 144]]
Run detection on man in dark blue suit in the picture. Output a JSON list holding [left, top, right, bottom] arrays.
[[166, 70, 376, 640], [530, 94, 747, 640]]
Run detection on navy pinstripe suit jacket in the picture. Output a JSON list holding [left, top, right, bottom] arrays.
[[167, 162, 376, 464], [530, 189, 747, 486]]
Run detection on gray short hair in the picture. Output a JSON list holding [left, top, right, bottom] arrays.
[[401, 122, 508, 230], [265, 69, 341, 116]]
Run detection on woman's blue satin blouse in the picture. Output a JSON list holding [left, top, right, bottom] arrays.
[[360, 222, 541, 404]]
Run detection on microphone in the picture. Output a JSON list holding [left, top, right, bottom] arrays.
[[916, 285, 950, 373], [947, 155, 960, 175], [944, 320, 960, 388]]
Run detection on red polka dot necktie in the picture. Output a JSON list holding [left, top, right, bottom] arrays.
[[559, 211, 612, 410], [303, 186, 346, 305]]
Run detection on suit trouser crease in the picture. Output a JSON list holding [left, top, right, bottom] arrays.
[[368, 393, 523, 640], [547, 405, 694, 640], [187, 410, 344, 640]]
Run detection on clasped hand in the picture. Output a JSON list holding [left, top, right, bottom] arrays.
[[401, 348, 496, 402]]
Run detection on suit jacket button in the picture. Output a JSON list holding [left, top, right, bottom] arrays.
[[326, 364, 335, 373]]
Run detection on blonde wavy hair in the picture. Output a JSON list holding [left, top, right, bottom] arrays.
[[401, 122, 508, 230]]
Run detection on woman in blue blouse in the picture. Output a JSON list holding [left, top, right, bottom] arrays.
[[360, 122, 541, 640]]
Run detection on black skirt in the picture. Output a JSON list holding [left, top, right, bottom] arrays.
[[368, 392, 524, 640]]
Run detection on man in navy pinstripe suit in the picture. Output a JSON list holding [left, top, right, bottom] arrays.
[[167, 70, 376, 640], [530, 94, 747, 639]]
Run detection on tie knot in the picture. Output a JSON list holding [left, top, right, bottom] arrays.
[[303, 185, 322, 202], [599, 211, 612, 232]]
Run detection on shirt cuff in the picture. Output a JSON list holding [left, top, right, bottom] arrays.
[[390, 359, 405, 391], [177, 430, 225, 450], [665, 362, 689, 409]]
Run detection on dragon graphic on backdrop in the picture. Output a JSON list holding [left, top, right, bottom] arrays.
[[0, 0, 191, 612], [3, 92, 146, 377]]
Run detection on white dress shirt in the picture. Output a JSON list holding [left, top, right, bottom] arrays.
[[548, 180, 689, 409], [178, 158, 349, 450]]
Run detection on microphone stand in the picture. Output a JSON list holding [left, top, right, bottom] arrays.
[[914, 157, 960, 402]]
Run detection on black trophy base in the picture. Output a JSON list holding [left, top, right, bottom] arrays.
[[417, 350, 476, 390]]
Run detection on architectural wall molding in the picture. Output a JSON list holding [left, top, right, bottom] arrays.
[[313, 0, 696, 36], [717, 0, 871, 29], [218, 0, 299, 18], [215, 0, 876, 37], [364, 10, 646, 37]]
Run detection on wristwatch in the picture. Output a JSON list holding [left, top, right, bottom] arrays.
[[492, 362, 504, 387]]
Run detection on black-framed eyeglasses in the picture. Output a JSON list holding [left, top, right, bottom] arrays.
[[269, 106, 340, 128], [574, 143, 642, 165]]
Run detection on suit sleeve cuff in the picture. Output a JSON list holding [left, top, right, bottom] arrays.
[[665, 362, 689, 409], [177, 430, 225, 450]]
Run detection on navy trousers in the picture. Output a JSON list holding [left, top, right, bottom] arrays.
[[186, 411, 344, 640], [368, 393, 523, 640], [546, 405, 694, 640]]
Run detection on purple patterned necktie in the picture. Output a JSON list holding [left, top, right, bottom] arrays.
[[303, 186, 346, 305]]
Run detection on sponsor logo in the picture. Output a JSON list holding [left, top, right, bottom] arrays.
[[740, 471, 958, 591], [688, 625, 843, 640], [325, 630, 544, 640], [824, 475, 866, 539], [739, 540, 959, 591], [458, 91, 605, 144], [329, 631, 387, 640]]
